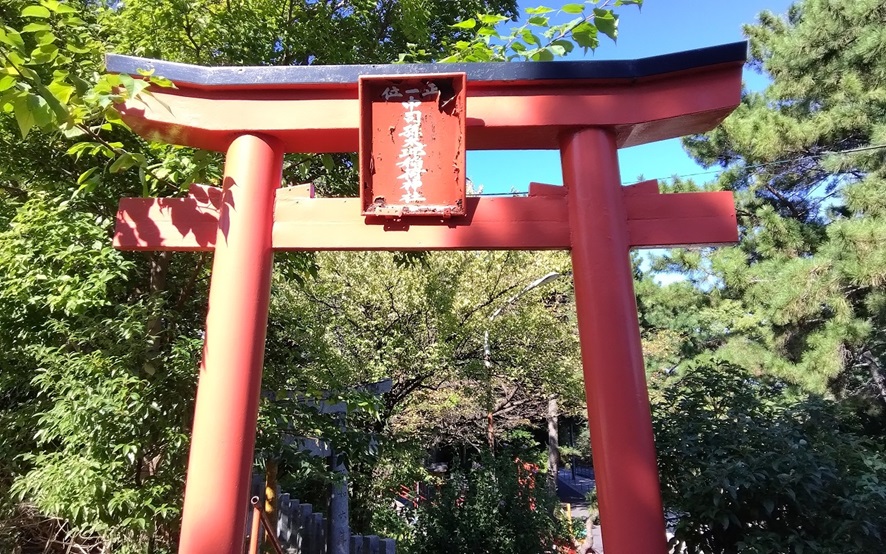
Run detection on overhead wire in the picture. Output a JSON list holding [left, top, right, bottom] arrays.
[[471, 142, 886, 196]]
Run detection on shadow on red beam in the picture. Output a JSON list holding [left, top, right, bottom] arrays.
[[114, 184, 737, 252]]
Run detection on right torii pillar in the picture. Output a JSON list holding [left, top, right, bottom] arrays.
[[564, 128, 667, 552]]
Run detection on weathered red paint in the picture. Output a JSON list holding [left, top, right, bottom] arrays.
[[359, 74, 466, 217], [562, 128, 667, 554], [177, 134, 282, 554]]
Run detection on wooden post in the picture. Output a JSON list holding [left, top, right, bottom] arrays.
[[317, 513, 327, 554], [329, 450, 349, 554], [265, 459, 279, 549]]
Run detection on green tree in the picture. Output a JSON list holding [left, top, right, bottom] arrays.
[[637, 4, 886, 552], [652, 359, 886, 554], [266, 251, 582, 536], [634, 2, 886, 549], [0, 0, 647, 549], [412, 454, 567, 554], [437, 0, 641, 63], [0, 0, 556, 551], [640, 0, 886, 411]]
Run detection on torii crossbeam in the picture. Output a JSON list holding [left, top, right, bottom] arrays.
[[108, 42, 745, 554]]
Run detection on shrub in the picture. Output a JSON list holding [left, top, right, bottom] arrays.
[[652, 359, 886, 554], [411, 455, 567, 554]]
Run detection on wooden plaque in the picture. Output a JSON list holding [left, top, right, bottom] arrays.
[[359, 73, 467, 218]]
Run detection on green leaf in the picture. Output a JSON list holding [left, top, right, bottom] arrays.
[[115, 74, 149, 100], [551, 39, 574, 55], [69, 73, 90, 95], [33, 80, 68, 121], [0, 28, 26, 51], [34, 30, 56, 45], [61, 125, 85, 138], [571, 21, 599, 51], [533, 48, 555, 62], [22, 22, 52, 33], [139, 165, 148, 196], [451, 18, 476, 30], [593, 8, 619, 41], [12, 95, 36, 137], [66, 141, 98, 158], [21, 5, 51, 18], [65, 42, 91, 54], [118, 73, 136, 96], [521, 29, 541, 45], [30, 43, 59, 65], [109, 153, 133, 174], [104, 107, 124, 125], [52, 2, 79, 14], [478, 14, 508, 25], [47, 80, 74, 105], [0, 74, 16, 92], [527, 16, 549, 27], [525, 6, 555, 15], [561, 3, 585, 14], [548, 44, 567, 57], [26, 93, 52, 127], [147, 74, 175, 89], [77, 166, 99, 185]]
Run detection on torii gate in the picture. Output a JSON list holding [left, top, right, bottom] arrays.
[[108, 41, 745, 554]]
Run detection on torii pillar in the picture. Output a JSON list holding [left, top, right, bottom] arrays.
[[108, 42, 746, 554]]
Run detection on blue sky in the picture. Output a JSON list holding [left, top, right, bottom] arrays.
[[467, 0, 795, 194]]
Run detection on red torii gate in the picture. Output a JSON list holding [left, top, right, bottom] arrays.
[[108, 42, 745, 554]]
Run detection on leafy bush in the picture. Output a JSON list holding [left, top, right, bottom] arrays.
[[652, 359, 886, 554], [0, 193, 197, 553], [411, 455, 567, 554]]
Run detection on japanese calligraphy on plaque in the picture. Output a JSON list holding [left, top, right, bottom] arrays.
[[359, 73, 467, 218]]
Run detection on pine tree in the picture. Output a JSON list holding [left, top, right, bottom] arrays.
[[641, 0, 886, 411]]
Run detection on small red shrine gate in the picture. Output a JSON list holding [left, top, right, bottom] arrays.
[[108, 42, 746, 554]]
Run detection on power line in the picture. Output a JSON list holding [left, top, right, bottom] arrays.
[[471, 142, 886, 196], [637, 142, 886, 185]]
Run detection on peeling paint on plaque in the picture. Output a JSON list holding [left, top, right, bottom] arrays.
[[359, 73, 467, 218]]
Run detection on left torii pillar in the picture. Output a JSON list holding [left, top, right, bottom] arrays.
[[179, 134, 282, 553]]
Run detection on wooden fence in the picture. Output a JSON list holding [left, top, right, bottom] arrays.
[[246, 490, 396, 554]]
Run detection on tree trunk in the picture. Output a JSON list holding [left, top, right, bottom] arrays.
[[860, 350, 886, 408], [547, 395, 560, 491], [485, 329, 495, 453]]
